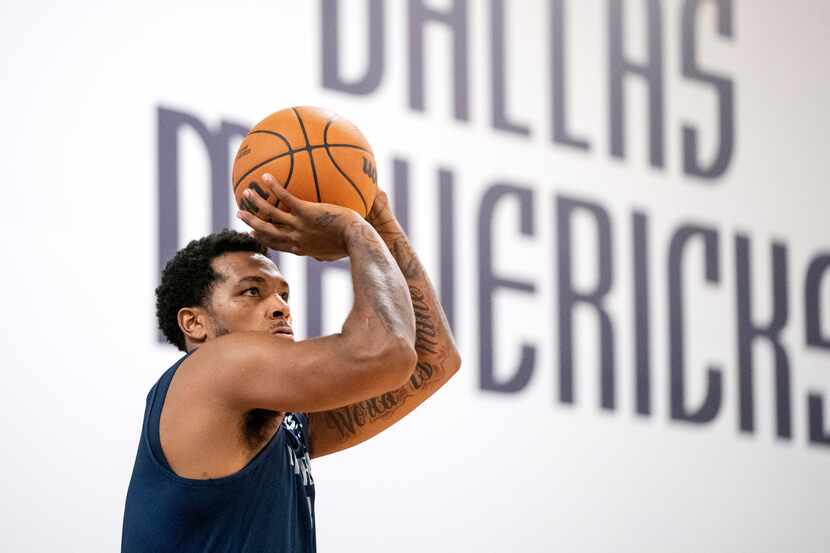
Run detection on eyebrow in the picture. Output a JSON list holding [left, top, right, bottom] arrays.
[[237, 275, 289, 289]]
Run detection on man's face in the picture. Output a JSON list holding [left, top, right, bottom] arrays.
[[202, 251, 294, 342]]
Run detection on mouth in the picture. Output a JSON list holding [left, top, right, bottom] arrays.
[[270, 326, 294, 338]]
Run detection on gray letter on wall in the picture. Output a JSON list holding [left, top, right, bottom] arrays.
[[805, 254, 830, 350], [409, 0, 470, 120], [681, 0, 735, 179], [608, 0, 665, 168], [808, 394, 830, 447], [551, 0, 590, 151], [490, 0, 530, 136], [735, 236, 791, 439], [667, 224, 722, 423], [306, 259, 350, 338], [157, 106, 250, 271], [322, 0, 385, 95], [556, 195, 616, 410], [632, 210, 652, 415], [478, 183, 536, 393]]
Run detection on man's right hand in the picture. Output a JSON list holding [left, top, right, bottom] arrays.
[[237, 173, 362, 261]]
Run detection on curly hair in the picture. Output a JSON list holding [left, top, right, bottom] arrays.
[[155, 229, 268, 351]]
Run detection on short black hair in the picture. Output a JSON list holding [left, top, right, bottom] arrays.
[[155, 229, 268, 351]]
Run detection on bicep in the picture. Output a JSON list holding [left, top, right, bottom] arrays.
[[192, 331, 411, 413]]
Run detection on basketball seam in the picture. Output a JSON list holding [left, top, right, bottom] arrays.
[[233, 130, 295, 192], [248, 129, 370, 154], [314, 143, 371, 153], [323, 116, 369, 215], [247, 129, 296, 196], [292, 107, 322, 203], [233, 150, 292, 191], [236, 116, 371, 209], [232, 145, 366, 193]]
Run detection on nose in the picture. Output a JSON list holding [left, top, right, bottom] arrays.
[[267, 294, 291, 321]]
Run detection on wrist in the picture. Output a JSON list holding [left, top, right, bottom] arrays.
[[342, 215, 375, 250], [369, 211, 402, 236], [366, 191, 399, 232]]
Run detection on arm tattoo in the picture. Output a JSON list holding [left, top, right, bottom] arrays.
[[322, 352, 448, 439], [323, 388, 407, 438], [320, 229, 458, 441], [391, 238, 422, 279], [409, 360, 437, 390], [410, 286, 438, 354], [386, 234, 452, 334], [314, 211, 339, 227], [347, 221, 411, 335]]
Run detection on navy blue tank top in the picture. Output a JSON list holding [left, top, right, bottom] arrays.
[[121, 354, 316, 552]]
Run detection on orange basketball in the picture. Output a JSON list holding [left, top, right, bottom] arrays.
[[232, 106, 378, 218]]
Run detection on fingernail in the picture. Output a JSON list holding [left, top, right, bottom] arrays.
[[243, 189, 252, 198], [262, 173, 272, 182]]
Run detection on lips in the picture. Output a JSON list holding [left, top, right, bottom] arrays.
[[270, 325, 294, 337]]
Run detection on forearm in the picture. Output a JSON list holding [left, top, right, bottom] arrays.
[[308, 217, 461, 457], [302, 193, 461, 458], [342, 218, 416, 350], [372, 217, 461, 382]]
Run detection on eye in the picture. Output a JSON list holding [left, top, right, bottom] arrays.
[[280, 292, 290, 302], [243, 287, 260, 297]]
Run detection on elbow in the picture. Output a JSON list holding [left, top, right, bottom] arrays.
[[450, 348, 461, 373], [348, 333, 417, 391], [447, 347, 462, 376], [385, 336, 418, 387]]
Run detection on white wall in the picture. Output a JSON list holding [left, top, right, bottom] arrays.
[[1, 1, 828, 551]]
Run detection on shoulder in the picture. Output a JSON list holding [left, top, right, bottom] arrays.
[[172, 335, 277, 401]]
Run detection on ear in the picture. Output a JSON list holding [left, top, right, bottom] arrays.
[[177, 306, 209, 347]]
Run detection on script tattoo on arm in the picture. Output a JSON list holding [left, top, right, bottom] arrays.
[[411, 286, 439, 355], [319, 233, 456, 441], [391, 237, 453, 331], [322, 354, 447, 440]]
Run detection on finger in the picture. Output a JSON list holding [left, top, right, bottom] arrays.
[[251, 230, 298, 253], [253, 173, 281, 202], [243, 216, 301, 249], [246, 174, 284, 212], [263, 173, 305, 214], [242, 187, 297, 228], [237, 209, 292, 240]]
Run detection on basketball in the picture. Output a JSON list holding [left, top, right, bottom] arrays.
[[231, 106, 378, 218]]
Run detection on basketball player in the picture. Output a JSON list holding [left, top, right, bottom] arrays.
[[121, 174, 461, 552]]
